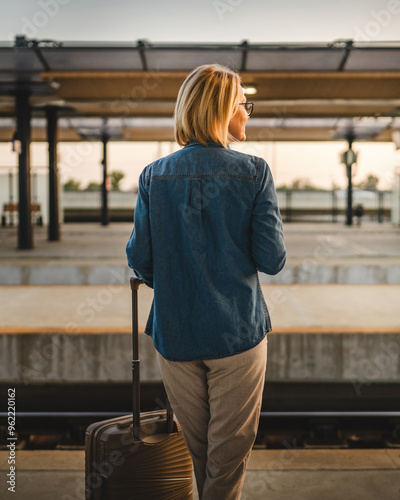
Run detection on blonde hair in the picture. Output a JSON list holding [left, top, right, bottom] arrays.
[[174, 64, 241, 148]]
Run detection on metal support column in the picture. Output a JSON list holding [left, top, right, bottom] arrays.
[[46, 106, 60, 241], [345, 137, 354, 226], [101, 132, 109, 226], [378, 191, 384, 223], [286, 190, 292, 222], [16, 90, 33, 249], [332, 189, 337, 223], [9, 169, 15, 226]]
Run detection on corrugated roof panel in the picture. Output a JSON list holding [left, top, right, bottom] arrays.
[[40, 48, 143, 71], [246, 48, 345, 71], [0, 47, 45, 85], [144, 49, 242, 71], [0, 47, 44, 71], [345, 48, 400, 71]]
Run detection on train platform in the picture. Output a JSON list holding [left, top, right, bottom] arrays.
[[0, 282, 399, 384], [1, 448, 400, 499], [1, 223, 399, 498], [0, 221, 399, 285]]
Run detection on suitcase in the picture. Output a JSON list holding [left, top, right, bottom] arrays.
[[85, 277, 193, 499]]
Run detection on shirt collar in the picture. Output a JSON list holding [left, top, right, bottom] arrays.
[[184, 140, 225, 149]]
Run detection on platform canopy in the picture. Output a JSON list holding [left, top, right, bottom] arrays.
[[1, 37, 400, 142]]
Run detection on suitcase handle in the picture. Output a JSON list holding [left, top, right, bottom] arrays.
[[130, 277, 174, 441]]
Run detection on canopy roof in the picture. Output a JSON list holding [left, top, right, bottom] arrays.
[[0, 116, 398, 143], [1, 37, 400, 141]]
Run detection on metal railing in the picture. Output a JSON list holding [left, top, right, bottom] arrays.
[[62, 190, 137, 222], [276, 189, 392, 223], [61, 189, 393, 223]]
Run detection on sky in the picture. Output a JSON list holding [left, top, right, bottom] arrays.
[[2, 0, 400, 44], [0, 0, 400, 190]]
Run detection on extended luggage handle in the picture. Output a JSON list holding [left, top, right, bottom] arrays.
[[129, 277, 174, 441]]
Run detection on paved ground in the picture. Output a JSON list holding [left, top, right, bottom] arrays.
[[1, 222, 400, 286], [1, 221, 399, 331], [0, 284, 399, 332], [1, 221, 399, 260]]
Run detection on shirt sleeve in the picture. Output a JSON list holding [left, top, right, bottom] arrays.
[[251, 159, 286, 275], [126, 168, 154, 288]]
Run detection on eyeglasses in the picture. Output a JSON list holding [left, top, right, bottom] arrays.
[[239, 101, 254, 117]]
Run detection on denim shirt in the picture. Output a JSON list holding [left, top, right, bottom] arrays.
[[126, 141, 286, 361]]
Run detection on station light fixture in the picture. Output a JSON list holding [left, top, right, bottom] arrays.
[[243, 85, 257, 96]]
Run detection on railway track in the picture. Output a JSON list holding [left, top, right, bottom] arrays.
[[1, 410, 399, 450]]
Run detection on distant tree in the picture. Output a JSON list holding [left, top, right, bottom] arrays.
[[291, 179, 304, 189], [85, 182, 102, 191], [277, 178, 322, 191], [110, 170, 125, 190], [357, 174, 379, 190], [63, 178, 81, 191]]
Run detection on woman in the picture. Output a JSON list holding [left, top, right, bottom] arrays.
[[126, 64, 286, 500]]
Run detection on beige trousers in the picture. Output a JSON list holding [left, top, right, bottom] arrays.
[[156, 337, 267, 500]]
